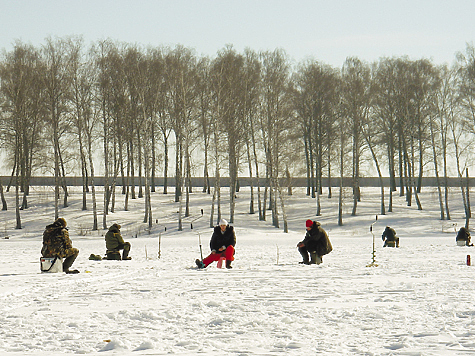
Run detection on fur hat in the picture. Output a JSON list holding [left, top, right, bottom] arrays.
[[111, 223, 121, 230], [55, 217, 67, 228]]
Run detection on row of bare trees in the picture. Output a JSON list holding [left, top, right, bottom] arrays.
[[1, 37, 475, 231]]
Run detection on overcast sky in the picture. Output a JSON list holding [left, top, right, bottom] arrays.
[[1, 0, 474, 68]]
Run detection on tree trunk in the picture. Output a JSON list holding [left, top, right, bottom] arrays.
[[466, 168, 471, 229], [130, 140, 136, 200], [88, 141, 98, 231], [54, 122, 59, 220], [174, 138, 181, 203], [15, 164, 21, 229], [228, 141, 237, 224], [58, 147, 68, 208], [246, 139, 255, 214], [125, 143, 131, 211], [137, 132, 143, 199], [80, 137, 88, 211], [102, 110, 109, 230], [163, 132, 169, 194], [430, 119, 445, 220], [338, 145, 344, 227], [327, 138, 332, 199], [276, 181, 288, 233], [210, 182, 217, 228], [0, 180, 7, 211], [203, 134, 210, 194], [151, 123, 156, 193], [185, 142, 191, 218]]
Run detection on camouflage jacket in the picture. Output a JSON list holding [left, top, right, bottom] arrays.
[[41, 224, 73, 258]]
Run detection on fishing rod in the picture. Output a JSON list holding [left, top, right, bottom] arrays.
[[190, 209, 204, 261]]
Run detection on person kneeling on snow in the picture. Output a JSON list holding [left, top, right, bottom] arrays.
[[456, 227, 473, 246], [41, 218, 79, 274], [297, 220, 332, 265], [196, 218, 236, 269], [105, 223, 131, 260], [382, 226, 399, 247]]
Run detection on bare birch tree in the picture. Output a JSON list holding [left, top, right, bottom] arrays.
[[341, 57, 371, 216]]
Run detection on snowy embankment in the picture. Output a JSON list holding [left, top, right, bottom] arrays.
[[1, 186, 475, 355]]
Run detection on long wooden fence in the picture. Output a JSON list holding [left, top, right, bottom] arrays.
[[1, 176, 471, 187]]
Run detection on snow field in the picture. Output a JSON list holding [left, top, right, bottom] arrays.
[[1, 186, 475, 355]]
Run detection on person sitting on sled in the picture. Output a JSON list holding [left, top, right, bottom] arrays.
[[41, 217, 80, 274], [196, 218, 236, 269], [297, 220, 332, 265], [382, 226, 399, 247], [456, 227, 473, 246], [105, 223, 131, 260]]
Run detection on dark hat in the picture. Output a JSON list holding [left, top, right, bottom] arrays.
[[111, 223, 121, 230]]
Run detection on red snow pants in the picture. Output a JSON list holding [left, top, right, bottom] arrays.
[[202, 245, 235, 266]]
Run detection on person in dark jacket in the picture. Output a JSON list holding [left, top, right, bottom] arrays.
[[382, 226, 399, 247], [456, 227, 473, 246], [196, 218, 236, 269], [297, 220, 332, 265], [105, 223, 131, 260], [41, 217, 79, 274]]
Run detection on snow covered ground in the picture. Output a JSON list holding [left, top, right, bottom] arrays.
[[1, 185, 475, 355]]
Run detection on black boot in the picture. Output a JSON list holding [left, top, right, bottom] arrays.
[[65, 269, 80, 274], [298, 246, 310, 264], [195, 259, 205, 269], [226, 260, 232, 269]]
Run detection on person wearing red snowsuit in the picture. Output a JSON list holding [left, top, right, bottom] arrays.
[[196, 219, 236, 269]]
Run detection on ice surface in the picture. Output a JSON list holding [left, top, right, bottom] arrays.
[[1, 185, 474, 355]]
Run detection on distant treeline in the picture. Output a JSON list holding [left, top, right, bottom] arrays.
[[1, 37, 475, 231]]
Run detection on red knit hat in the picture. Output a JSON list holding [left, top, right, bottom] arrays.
[[305, 219, 313, 228]]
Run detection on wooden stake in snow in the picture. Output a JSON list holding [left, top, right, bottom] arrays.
[[158, 232, 162, 260]]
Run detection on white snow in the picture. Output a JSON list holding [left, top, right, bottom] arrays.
[[1, 185, 475, 355]]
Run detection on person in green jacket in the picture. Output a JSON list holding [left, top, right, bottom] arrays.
[[105, 223, 131, 260]]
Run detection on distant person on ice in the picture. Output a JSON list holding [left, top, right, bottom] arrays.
[[456, 227, 473, 246], [196, 218, 236, 269], [382, 226, 399, 247], [41, 217, 79, 274], [105, 223, 131, 260], [297, 220, 332, 265]]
